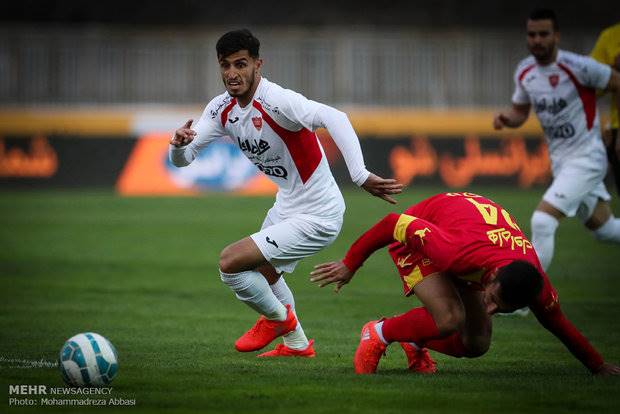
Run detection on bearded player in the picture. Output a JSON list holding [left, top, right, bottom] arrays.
[[310, 192, 620, 375], [170, 29, 402, 357], [493, 9, 620, 272]]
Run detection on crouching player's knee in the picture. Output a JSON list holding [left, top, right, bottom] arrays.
[[461, 335, 491, 358], [434, 308, 465, 336]]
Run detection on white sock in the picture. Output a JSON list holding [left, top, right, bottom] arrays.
[[270, 277, 309, 350], [593, 216, 620, 243], [220, 269, 287, 321], [530, 211, 559, 271], [374, 321, 388, 345]]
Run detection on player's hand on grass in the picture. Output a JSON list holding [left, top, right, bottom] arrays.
[[594, 362, 620, 376], [361, 173, 403, 204], [171, 119, 196, 147], [310, 261, 354, 293]]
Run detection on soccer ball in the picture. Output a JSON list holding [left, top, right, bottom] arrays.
[[59, 332, 118, 387]]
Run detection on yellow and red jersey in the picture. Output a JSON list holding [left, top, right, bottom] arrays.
[[342, 192, 603, 372]]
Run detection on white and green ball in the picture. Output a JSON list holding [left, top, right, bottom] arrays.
[[59, 333, 118, 387]]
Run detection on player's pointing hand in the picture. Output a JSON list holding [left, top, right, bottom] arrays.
[[361, 173, 404, 204], [310, 261, 355, 293], [171, 119, 197, 147]]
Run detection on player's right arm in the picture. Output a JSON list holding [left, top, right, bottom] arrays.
[[494, 59, 533, 130], [169, 96, 228, 167], [493, 103, 531, 130]]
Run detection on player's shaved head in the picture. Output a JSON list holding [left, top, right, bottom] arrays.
[[496, 260, 543, 309], [528, 8, 559, 32], [216, 29, 260, 59]]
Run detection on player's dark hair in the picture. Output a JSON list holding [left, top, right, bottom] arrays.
[[528, 8, 559, 32], [216, 29, 260, 59], [496, 260, 544, 308]]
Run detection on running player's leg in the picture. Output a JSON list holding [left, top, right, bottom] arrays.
[[530, 160, 607, 271], [251, 214, 341, 354], [219, 237, 288, 321], [530, 200, 563, 271], [582, 197, 620, 243], [256, 263, 311, 352]]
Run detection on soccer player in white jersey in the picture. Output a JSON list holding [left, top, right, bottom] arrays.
[[170, 29, 403, 357], [493, 9, 620, 272]]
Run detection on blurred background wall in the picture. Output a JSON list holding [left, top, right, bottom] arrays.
[[0, 0, 617, 192], [1, 0, 615, 107]]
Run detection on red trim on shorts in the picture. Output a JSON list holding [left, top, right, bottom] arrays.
[[558, 63, 597, 130], [220, 98, 238, 128], [252, 100, 322, 184]]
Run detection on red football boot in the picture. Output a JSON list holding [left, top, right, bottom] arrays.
[[400, 343, 437, 374], [235, 304, 297, 352], [353, 320, 387, 374], [257, 339, 316, 358]]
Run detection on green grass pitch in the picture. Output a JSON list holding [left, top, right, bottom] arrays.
[[1, 187, 619, 413]]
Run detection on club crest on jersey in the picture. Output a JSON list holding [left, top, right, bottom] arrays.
[[252, 116, 263, 130], [548, 74, 559, 88]]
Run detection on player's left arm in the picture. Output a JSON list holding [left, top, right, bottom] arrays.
[[275, 87, 403, 203], [313, 105, 404, 203], [530, 282, 619, 375]]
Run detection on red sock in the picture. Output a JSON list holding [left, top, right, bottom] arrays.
[[381, 307, 441, 343], [424, 332, 468, 357]]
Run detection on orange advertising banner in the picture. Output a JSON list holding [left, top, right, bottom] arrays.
[[116, 133, 277, 196]]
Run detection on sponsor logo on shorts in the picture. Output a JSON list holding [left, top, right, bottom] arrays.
[[266, 237, 279, 248]]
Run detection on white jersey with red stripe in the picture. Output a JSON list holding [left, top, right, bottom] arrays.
[[171, 78, 352, 218], [511, 49, 612, 169]]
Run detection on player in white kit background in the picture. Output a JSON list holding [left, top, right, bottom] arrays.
[[170, 29, 403, 357], [493, 9, 620, 272]]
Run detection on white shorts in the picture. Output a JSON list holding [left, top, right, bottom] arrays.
[[543, 157, 611, 221], [250, 208, 343, 274]]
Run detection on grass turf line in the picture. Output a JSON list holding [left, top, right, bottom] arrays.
[[0, 187, 619, 413]]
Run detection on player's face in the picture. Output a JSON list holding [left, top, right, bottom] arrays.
[[526, 19, 559, 64], [219, 50, 262, 102], [482, 281, 514, 315]]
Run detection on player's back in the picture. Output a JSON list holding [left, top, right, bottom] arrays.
[[404, 192, 542, 276]]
